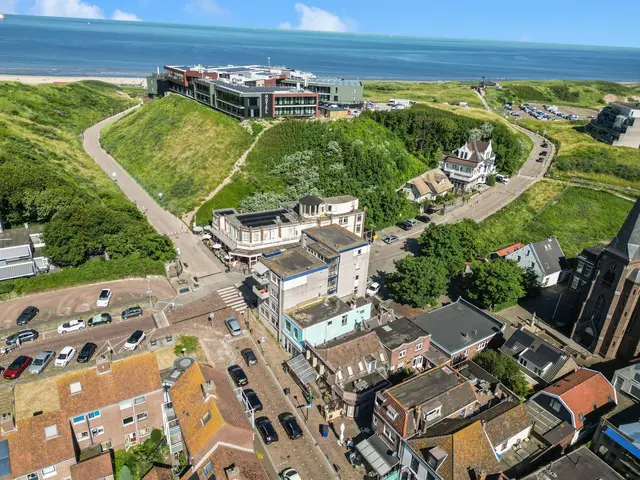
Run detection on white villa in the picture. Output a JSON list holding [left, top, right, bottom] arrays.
[[440, 140, 497, 191]]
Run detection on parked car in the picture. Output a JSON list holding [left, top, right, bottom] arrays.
[[228, 365, 248, 386], [416, 214, 431, 224], [224, 317, 242, 336], [0, 344, 19, 356], [4, 356, 32, 379], [55, 346, 76, 367], [279, 412, 303, 440], [16, 306, 39, 325], [398, 220, 413, 231], [243, 388, 263, 412], [57, 319, 85, 334], [256, 416, 279, 445], [280, 468, 302, 480], [5, 329, 39, 346], [383, 235, 399, 244], [241, 348, 257, 366], [540, 151, 548, 156], [121, 306, 143, 320], [537, 157, 544, 163], [541, 142, 549, 148], [495, 174, 510, 184], [365, 282, 380, 298], [88, 313, 112, 327], [124, 330, 146, 351], [77, 342, 98, 363], [96, 289, 112, 307], [28, 350, 55, 375]]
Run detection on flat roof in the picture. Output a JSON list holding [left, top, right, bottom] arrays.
[[0, 225, 43, 249], [410, 298, 504, 355], [374, 317, 429, 350], [386, 366, 464, 409], [304, 224, 367, 253], [261, 246, 326, 279], [287, 296, 353, 327], [522, 446, 622, 480], [200, 79, 300, 94], [233, 208, 294, 228]]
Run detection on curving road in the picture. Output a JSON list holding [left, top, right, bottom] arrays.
[[83, 106, 223, 281]]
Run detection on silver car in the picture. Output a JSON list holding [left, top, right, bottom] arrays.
[[28, 350, 55, 375]]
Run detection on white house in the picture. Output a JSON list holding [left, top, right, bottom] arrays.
[[401, 168, 453, 203], [440, 140, 497, 191], [504, 236, 571, 287]]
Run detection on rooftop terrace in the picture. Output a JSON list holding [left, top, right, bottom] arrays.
[[261, 246, 327, 279], [304, 224, 368, 254]]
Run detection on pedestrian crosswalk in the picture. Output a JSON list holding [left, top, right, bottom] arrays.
[[217, 285, 249, 313]]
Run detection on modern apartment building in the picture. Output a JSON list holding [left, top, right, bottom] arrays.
[[279, 76, 363, 105], [257, 223, 371, 353], [586, 102, 640, 148], [211, 194, 364, 266]]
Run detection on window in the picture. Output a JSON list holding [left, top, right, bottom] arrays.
[[328, 320, 333, 326], [550, 398, 562, 413], [70, 382, 82, 394], [336, 370, 343, 381], [285, 319, 292, 332], [575, 261, 584, 274], [425, 406, 442, 421], [201, 411, 212, 426], [122, 416, 134, 426], [347, 366, 353, 376], [341, 315, 348, 327], [578, 413, 585, 422], [72, 414, 86, 424], [591, 294, 607, 325], [139, 427, 151, 437], [100, 440, 112, 450], [607, 395, 614, 403], [415, 343, 423, 352], [476, 340, 489, 352], [119, 399, 132, 410], [410, 455, 420, 474], [383, 423, 395, 442], [27, 474, 38, 480], [44, 425, 58, 439], [41, 466, 57, 479], [76, 431, 89, 441], [88, 410, 101, 420], [603, 264, 616, 288], [398, 349, 407, 359], [136, 411, 148, 422], [358, 362, 364, 372], [375, 394, 384, 407], [92, 426, 105, 437], [386, 406, 398, 420], [134, 396, 146, 405], [203, 461, 214, 476]]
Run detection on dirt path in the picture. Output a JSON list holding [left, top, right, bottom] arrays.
[[184, 123, 274, 224]]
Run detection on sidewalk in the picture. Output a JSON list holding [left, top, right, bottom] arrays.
[[246, 312, 366, 480]]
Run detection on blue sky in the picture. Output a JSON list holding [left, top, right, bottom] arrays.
[[3, 0, 640, 47]]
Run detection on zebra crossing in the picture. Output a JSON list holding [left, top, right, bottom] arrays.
[[217, 285, 249, 313]]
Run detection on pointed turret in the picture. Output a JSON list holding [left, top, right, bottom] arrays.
[[606, 198, 640, 262]]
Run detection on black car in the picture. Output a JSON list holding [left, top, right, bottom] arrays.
[[228, 365, 248, 386], [241, 348, 257, 366], [121, 306, 143, 320], [540, 151, 548, 156], [398, 220, 413, 231], [88, 313, 112, 327], [16, 306, 39, 325], [537, 157, 544, 163], [256, 416, 278, 445], [243, 389, 263, 412], [279, 412, 303, 440], [77, 342, 98, 363], [5, 329, 39, 346]]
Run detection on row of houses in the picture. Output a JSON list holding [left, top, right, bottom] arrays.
[[0, 353, 267, 480]]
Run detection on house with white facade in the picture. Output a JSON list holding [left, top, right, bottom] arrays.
[[210, 194, 365, 266], [401, 168, 453, 203], [439, 140, 497, 191], [504, 236, 571, 287]]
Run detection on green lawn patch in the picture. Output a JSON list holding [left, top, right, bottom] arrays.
[[363, 81, 483, 108], [101, 95, 253, 216], [477, 180, 633, 258]]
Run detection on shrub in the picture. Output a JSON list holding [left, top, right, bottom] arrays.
[[174, 335, 199, 356], [486, 174, 496, 186]]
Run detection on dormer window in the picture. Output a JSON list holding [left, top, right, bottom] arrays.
[[44, 425, 58, 440], [386, 406, 398, 420]]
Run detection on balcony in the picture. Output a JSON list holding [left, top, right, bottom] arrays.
[[253, 285, 269, 300]]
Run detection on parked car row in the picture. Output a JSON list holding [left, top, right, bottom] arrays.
[[3, 341, 99, 380]]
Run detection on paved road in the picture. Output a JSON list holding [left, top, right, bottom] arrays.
[[83, 107, 223, 281], [369, 124, 555, 275]]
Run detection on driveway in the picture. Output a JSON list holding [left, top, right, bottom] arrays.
[[83, 107, 223, 281]]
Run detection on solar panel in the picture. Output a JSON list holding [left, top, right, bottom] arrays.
[[237, 209, 292, 228], [0, 440, 10, 477]]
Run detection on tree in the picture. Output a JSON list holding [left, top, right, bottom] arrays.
[[486, 174, 496, 186], [419, 220, 482, 275], [474, 349, 529, 398], [466, 259, 526, 311], [522, 266, 541, 295], [117, 466, 133, 480], [386, 256, 448, 307]]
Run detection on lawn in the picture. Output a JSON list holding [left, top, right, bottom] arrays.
[[484, 80, 640, 109], [101, 94, 253, 216], [363, 81, 484, 108], [477, 180, 633, 258], [519, 118, 640, 191]]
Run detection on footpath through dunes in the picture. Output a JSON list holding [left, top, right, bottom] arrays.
[[100, 94, 254, 217]]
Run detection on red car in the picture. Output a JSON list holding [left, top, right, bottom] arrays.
[[4, 356, 32, 380]]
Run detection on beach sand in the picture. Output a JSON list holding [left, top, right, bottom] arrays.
[[0, 74, 147, 87]]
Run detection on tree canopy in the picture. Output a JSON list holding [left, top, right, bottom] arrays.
[[418, 219, 483, 274], [465, 259, 527, 311], [474, 349, 529, 398], [386, 256, 449, 307]]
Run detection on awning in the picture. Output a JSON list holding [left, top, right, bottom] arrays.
[[604, 425, 640, 460], [286, 354, 317, 385], [356, 434, 399, 477]]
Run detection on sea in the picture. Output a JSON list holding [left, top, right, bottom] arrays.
[[1, 14, 640, 81]]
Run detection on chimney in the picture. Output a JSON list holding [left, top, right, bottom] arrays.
[[224, 464, 241, 480], [202, 380, 217, 400], [1, 413, 16, 435]]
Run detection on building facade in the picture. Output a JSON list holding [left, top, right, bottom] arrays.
[[504, 237, 570, 288], [586, 102, 640, 148], [0, 223, 49, 282], [401, 168, 453, 203], [439, 140, 497, 191]]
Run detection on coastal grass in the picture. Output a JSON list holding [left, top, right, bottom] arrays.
[[484, 80, 640, 109], [101, 94, 253, 216], [520, 118, 640, 190], [363, 81, 484, 108], [477, 180, 633, 258]]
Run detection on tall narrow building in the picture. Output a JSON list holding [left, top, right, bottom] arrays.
[[573, 199, 640, 359]]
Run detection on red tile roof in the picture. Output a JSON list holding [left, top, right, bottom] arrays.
[[70, 452, 114, 480], [496, 243, 525, 258], [543, 369, 615, 429]]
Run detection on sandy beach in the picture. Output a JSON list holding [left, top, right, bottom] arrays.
[[0, 74, 147, 87]]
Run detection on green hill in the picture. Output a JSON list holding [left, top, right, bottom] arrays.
[[0, 81, 175, 297], [101, 95, 254, 216]]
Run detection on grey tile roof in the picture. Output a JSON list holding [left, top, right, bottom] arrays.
[[374, 317, 429, 350], [410, 298, 504, 356], [606, 197, 640, 261], [531, 237, 569, 275], [0, 261, 36, 281], [500, 329, 571, 383]]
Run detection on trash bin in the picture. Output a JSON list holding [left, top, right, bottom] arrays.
[[320, 424, 329, 437], [283, 387, 290, 395]]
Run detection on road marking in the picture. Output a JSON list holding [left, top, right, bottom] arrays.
[[217, 286, 249, 313]]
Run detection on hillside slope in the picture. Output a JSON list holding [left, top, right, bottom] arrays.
[[0, 81, 174, 297], [101, 95, 254, 216]]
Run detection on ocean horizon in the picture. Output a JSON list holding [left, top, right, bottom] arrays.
[[1, 14, 640, 81]]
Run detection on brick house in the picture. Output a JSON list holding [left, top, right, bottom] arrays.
[[410, 298, 505, 364], [373, 317, 434, 371]]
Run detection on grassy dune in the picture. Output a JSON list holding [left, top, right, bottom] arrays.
[[101, 95, 253, 216], [363, 81, 484, 108]]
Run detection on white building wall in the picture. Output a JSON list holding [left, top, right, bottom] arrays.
[[495, 425, 532, 455], [505, 245, 545, 283], [335, 245, 370, 298], [281, 269, 329, 310]]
